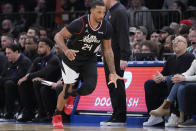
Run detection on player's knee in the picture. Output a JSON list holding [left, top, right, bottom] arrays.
[[80, 84, 96, 96], [88, 86, 96, 94]]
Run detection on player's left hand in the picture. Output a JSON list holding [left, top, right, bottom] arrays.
[[64, 49, 79, 61], [108, 73, 124, 88]]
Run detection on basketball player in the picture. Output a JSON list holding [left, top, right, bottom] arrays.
[[52, 1, 123, 128]]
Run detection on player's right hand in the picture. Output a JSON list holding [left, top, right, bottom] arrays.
[[64, 49, 79, 61], [108, 73, 124, 88]]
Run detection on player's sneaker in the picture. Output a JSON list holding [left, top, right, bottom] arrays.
[[64, 96, 75, 115], [52, 115, 64, 129]]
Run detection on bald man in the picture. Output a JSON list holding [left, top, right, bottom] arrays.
[[143, 35, 195, 127]]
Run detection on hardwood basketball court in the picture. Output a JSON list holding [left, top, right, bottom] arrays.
[[0, 122, 195, 131]]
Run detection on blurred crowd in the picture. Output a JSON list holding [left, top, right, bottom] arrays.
[[0, 0, 196, 61]]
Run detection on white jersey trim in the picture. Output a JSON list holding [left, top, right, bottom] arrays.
[[88, 15, 103, 32]]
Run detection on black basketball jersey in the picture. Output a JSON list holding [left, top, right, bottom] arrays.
[[66, 15, 112, 56]]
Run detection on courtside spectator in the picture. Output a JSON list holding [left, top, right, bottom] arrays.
[[27, 26, 40, 40], [129, 27, 136, 48], [0, 33, 14, 51], [170, 22, 179, 35], [23, 36, 39, 61], [135, 26, 148, 45], [143, 36, 195, 126], [39, 27, 48, 39], [150, 30, 161, 45], [18, 32, 27, 52], [159, 26, 174, 44], [187, 26, 196, 57]]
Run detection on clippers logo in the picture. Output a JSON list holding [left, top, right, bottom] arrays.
[[79, 34, 100, 44], [123, 71, 132, 89]]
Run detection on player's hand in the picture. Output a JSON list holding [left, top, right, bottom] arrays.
[[120, 60, 128, 70], [108, 73, 124, 88], [64, 49, 79, 61]]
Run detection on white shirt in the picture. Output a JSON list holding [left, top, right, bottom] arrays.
[[182, 59, 196, 81]]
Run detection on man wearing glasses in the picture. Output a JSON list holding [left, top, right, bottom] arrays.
[[143, 36, 195, 127]]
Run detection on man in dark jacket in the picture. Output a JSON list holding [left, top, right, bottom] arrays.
[[18, 38, 61, 122], [0, 44, 32, 119], [101, 0, 131, 126], [0, 52, 7, 117]]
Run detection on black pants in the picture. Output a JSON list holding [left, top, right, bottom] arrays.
[[183, 84, 196, 114], [33, 81, 57, 117], [18, 81, 36, 115], [0, 82, 5, 112], [4, 80, 18, 114], [103, 56, 126, 121], [144, 80, 169, 113]]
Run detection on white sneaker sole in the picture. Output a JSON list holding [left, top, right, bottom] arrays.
[[165, 123, 176, 127], [178, 125, 196, 128], [100, 122, 108, 126], [100, 122, 126, 126], [143, 119, 164, 126]]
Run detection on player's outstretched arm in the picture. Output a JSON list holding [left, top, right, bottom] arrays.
[[103, 39, 124, 88]]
